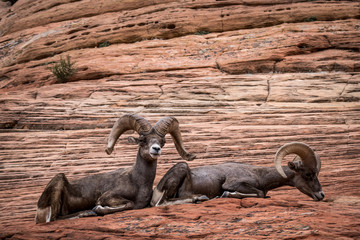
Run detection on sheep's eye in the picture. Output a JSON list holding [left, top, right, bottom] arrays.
[[304, 173, 313, 180], [138, 136, 146, 143]]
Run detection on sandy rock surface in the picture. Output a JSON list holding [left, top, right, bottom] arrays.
[[0, 0, 360, 239]]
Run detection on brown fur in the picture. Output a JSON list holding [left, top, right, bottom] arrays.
[[35, 115, 194, 223], [152, 143, 324, 206]]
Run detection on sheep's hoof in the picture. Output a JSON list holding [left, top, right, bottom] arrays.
[[193, 195, 209, 203], [70, 210, 97, 219], [80, 210, 97, 217], [221, 191, 230, 198]]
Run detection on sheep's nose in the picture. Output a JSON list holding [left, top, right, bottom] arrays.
[[152, 146, 161, 152], [314, 191, 325, 201]]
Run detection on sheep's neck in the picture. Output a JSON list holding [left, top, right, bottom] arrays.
[[259, 166, 295, 194], [132, 150, 157, 187]]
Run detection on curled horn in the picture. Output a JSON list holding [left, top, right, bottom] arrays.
[[106, 114, 152, 155], [274, 142, 318, 178], [314, 152, 321, 175], [293, 152, 321, 176], [153, 117, 196, 161]]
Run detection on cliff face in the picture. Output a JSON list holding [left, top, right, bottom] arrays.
[[1, 0, 360, 239]]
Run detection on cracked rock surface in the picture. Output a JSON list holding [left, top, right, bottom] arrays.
[[0, 0, 360, 239]]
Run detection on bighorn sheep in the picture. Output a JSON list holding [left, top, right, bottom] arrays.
[[151, 142, 324, 206], [35, 114, 195, 223]]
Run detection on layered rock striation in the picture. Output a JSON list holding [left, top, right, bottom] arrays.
[[0, 0, 359, 239]]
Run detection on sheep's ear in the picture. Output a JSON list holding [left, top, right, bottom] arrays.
[[288, 161, 303, 172], [288, 162, 297, 171], [128, 136, 139, 145]]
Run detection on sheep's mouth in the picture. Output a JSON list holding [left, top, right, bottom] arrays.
[[313, 195, 322, 201], [313, 191, 325, 201], [150, 153, 161, 159]]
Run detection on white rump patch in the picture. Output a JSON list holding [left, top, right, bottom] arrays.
[[35, 206, 52, 223], [150, 187, 165, 207], [46, 206, 52, 223]]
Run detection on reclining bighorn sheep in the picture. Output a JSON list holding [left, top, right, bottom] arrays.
[[151, 142, 324, 206], [35, 114, 195, 223]]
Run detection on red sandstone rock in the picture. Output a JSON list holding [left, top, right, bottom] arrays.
[[0, 0, 359, 239]]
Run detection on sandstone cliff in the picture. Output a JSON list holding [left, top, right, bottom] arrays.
[[0, 0, 359, 239]]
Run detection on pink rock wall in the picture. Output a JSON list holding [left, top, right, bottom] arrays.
[[0, 0, 359, 239]]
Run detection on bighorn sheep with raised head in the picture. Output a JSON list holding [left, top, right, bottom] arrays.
[[151, 142, 324, 206], [35, 114, 195, 223]]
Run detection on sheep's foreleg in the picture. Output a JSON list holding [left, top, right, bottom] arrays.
[[55, 193, 135, 219], [57, 209, 97, 220], [92, 202, 134, 215], [221, 191, 258, 199], [222, 181, 266, 198], [156, 194, 209, 206], [93, 191, 134, 215]]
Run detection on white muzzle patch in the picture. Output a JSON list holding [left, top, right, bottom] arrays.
[[313, 191, 325, 201], [150, 144, 161, 159]]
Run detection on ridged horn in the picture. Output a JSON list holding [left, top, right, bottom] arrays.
[[153, 117, 196, 161], [315, 152, 321, 175], [293, 152, 321, 175], [105, 114, 152, 155], [274, 142, 318, 178]]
